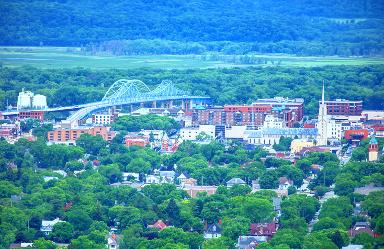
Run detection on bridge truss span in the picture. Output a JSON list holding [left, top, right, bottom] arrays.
[[66, 79, 209, 123]]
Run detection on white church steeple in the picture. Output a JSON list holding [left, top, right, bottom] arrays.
[[317, 82, 328, 146]]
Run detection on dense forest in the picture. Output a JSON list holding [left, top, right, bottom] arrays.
[[1, 0, 384, 55], [1, 65, 383, 116]]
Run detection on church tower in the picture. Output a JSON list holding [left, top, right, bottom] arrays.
[[368, 135, 379, 162], [317, 83, 328, 146]]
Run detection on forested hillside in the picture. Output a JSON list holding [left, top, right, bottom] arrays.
[[1, 0, 384, 55], [1, 65, 383, 116]]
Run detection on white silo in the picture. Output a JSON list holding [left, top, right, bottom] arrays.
[[17, 90, 34, 110], [32, 94, 48, 109]]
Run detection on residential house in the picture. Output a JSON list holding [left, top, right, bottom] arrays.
[[43, 176, 58, 182], [237, 235, 268, 249], [349, 222, 374, 238], [250, 223, 278, 240], [107, 234, 118, 249], [183, 185, 217, 198], [40, 218, 64, 235], [226, 178, 246, 188], [204, 223, 222, 239], [122, 172, 140, 182], [159, 170, 176, 183], [146, 175, 161, 184], [147, 220, 168, 231], [278, 177, 293, 190]]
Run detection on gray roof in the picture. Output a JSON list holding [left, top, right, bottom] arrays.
[[238, 236, 268, 248], [227, 178, 246, 185], [262, 128, 318, 136]]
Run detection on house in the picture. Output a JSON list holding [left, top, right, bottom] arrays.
[[40, 218, 64, 235], [122, 172, 140, 182], [159, 171, 176, 183], [204, 223, 222, 239], [177, 172, 188, 183], [237, 235, 268, 249], [341, 245, 363, 249], [147, 220, 168, 231], [181, 178, 197, 188], [349, 222, 374, 238], [146, 175, 161, 184], [107, 234, 118, 249], [43, 176, 58, 182], [52, 170, 67, 177], [250, 223, 278, 240], [183, 185, 217, 198], [226, 178, 246, 188], [252, 180, 261, 192], [278, 177, 293, 190]]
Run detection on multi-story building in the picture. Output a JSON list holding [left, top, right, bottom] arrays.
[[19, 111, 45, 121], [47, 126, 116, 145], [192, 97, 303, 128], [323, 99, 363, 116], [92, 113, 114, 125], [252, 97, 304, 122]]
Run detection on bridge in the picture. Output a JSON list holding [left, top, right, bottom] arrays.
[[2, 79, 210, 123], [61, 79, 210, 124]]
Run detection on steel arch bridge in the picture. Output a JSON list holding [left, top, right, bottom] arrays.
[[66, 79, 209, 122]]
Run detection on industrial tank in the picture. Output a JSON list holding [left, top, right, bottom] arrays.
[[32, 94, 47, 109], [17, 90, 34, 110]]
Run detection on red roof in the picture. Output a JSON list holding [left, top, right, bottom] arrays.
[[250, 223, 278, 237], [148, 220, 167, 230]]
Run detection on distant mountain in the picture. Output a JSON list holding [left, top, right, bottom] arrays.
[[0, 0, 383, 54]]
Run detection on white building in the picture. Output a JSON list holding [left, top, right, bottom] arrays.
[[263, 114, 285, 128], [225, 126, 248, 140], [40, 218, 64, 235], [92, 113, 114, 125], [180, 125, 215, 141]]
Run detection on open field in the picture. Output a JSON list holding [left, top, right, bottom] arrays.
[[0, 46, 383, 70]]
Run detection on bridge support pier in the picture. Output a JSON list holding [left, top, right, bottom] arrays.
[[152, 101, 157, 108], [140, 102, 144, 108]]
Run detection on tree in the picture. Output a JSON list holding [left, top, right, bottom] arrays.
[[32, 238, 57, 249], [127, 158, 151, 174], [313, 218, 344, 231], [66, 209, 93, 232], [242, 197, 274, 223], [165, 199, 181, 225], [269, 229, 304, 249], [259, 171, 279, 189], [98, 163, 122, 184], [362, 191, 384, 219], [222, 217, 250, 241], [50, 222, 74, 243], [0, 223, 16, 249], [68, 235, 105, 249], [76, 134, 107, 155]]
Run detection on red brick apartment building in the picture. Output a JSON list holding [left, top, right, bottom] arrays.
[[48, 126, 116, 144], [323, 99, 363, 116]]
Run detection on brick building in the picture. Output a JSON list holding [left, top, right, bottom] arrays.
[[19, 111, 45, 121], [125, 134, 149, 147], [322, 99, 363, 116], [47, 126, 116, 144], [192, 102, 302, 128]]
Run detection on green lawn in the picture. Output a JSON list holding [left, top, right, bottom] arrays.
[[0, 46, 383, 69]]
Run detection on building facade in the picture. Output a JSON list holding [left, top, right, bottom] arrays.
[[323, 99, 363, 116], [47, 126, 116, 144]]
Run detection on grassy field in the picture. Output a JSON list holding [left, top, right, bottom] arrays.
[[0, 46, 383, 70]]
